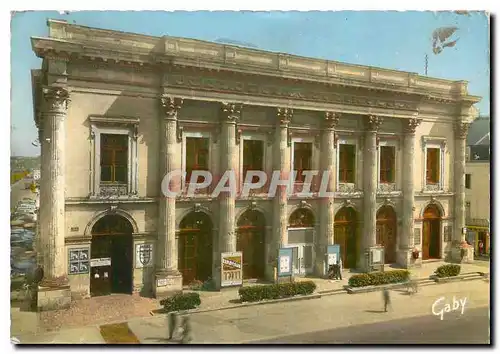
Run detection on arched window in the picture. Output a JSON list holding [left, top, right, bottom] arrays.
[[288, 208, 314, 228]]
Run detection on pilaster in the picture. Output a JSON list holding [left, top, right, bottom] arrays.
[[317, 111, 339, 276], [155, 95, 183, 297], [215, 102, 241, 287], [451, 121, 472, 263], [271, 108, 293, 271], [37, 86, 71, 310], [360, 115, 383, 271], [399, 118, 422, 268]]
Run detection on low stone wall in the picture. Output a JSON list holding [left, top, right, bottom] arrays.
[[37, 285, 71, 311]]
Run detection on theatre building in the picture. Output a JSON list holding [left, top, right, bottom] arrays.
[[31, 20, 481, 309]]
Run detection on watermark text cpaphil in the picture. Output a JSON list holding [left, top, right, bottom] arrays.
[[161, 170, 335, 198]]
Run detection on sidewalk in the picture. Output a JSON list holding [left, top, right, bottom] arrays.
[[15, 277, 490, 344], [11, 260, 489, 344], [190, 260, 489, 312]]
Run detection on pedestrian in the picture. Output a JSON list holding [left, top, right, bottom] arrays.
[[337, 259, 343, 280], [167, 312, 178, 340], [180, 316, 192, 344], [478, 240, 484, 256], [382, 288, 391, 312]]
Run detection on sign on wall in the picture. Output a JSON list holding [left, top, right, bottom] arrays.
[[68, 248, 90, 275], [221, 252, 243, 287], [277, 248, 293, 277], [90, 258, 111, 267], [135, 243, 154, 268]]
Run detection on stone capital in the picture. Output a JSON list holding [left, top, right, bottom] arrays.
[[454, 121, 471, 140], [365, 115, 383, 132], [324, 112, 341, 129], [277, 107, 293, 126], [160, 95, 183, 119], [221, 102, 242, 123], [42, 86, 70, 113], [403, 118, 422, 135]]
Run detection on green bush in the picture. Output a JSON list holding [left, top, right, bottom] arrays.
[[348, 270, 410, 288], [434, 264, 461, 278], [160, 292, 201, 312], [238, 280, 317, 302]]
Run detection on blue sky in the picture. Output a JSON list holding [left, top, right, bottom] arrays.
[[11, 10, 490, 157]]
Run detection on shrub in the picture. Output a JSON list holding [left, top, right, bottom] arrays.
[[348, 270, 410, 288], [238, 280, 317, 302], [160, 292, 201, 312], [434, 264, 461, 278]]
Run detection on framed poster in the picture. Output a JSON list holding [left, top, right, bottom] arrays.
[[221, 252, 243, 287], [135, 243, 154, 268], [326, 244, 341, 274], [277, 248, 293, 277], [68, 247, 90, 275]]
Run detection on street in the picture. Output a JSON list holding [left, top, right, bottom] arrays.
[[248, 306, 490, 344]]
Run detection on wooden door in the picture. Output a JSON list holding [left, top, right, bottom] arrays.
[[376, 207, 397, 264], [422, 221, 430, 260], [178, 232, 197, 285], [237, 229, 262, 279]]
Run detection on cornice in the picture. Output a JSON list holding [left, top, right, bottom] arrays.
[[65, 197, 158, 205], [33, 21, 481, 105]]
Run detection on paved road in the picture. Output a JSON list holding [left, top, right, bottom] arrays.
[[249, 307, 490, 344], [10, 178, 32, 209]]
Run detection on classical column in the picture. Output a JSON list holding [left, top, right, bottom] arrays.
[[155, 95, 183, 297], [272, 108, 293, 264], [361, 115, 383, 270], [39, 86, 69, 286], [400, 118, 422, 267], [37, 127, 46, 267], [453, 121, 470, 257], [317, 112, 339, 276], [219, 103, 241, 254]]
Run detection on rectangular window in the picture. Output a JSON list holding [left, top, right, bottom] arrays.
[[379, 146, 396, 183], [186, 137, 209, 183], [100, 134, 128, 184], [339, 144, 356, 183], [426, 147, 440, 184], [293, 142, 313, 183], [243, 140, 264, 183], [465, 174, 471, 189]]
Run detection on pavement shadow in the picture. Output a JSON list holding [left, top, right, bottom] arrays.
[[364, 310, 386, 314], [229, 299, 242, 304], [144, 337, 180, 344]]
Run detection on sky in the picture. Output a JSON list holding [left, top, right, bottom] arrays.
[[10, 10, 490, 157]]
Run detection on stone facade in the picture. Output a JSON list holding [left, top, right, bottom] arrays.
[[31, 20, 481, 303]]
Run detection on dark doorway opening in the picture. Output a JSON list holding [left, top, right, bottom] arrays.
[[376, 206, 397, 264], [237, 210, 266, 280], [178, 211, 213, 285], [334, 207, 358, 269], [422, 204, 442, 260], [90, 214, 134, 297]]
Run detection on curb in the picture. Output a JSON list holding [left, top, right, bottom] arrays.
[[150, 293, 322, 317]]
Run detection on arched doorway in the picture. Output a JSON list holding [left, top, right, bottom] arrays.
[[178, 211, 213, 285], [90, 214, 134, 297], [334, 207, 358, 269], [422, 204, 442, 260], [237, 210, 266, 280], [376, 206, 397, 264], [288, 208, 315, 275]]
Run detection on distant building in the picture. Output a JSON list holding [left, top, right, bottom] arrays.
[[465, 116, 490, 255]]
